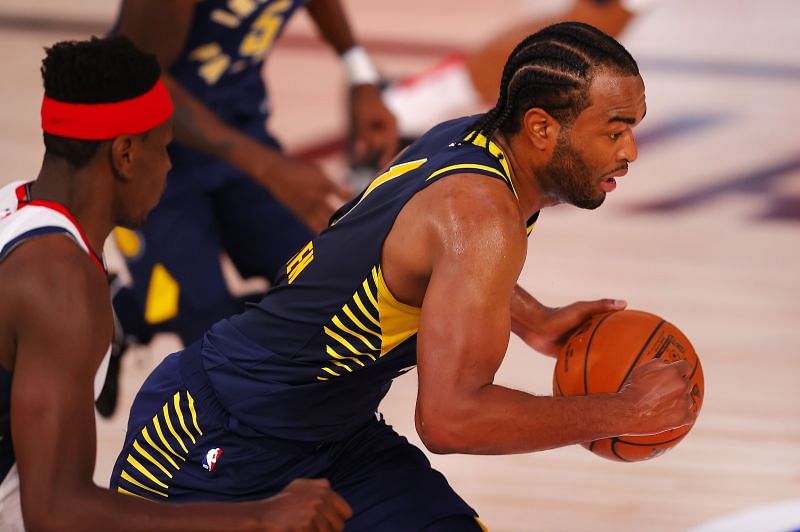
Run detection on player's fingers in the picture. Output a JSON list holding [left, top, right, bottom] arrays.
[[326, 489, 353, 520], [671, 359, 692, 378], [575, 298, 627, 317]]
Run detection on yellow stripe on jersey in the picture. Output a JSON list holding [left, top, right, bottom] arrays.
[[120, 470, 167, 498], [126, 454, 169, 490], [142, 427, 180, 470], [362, 278, 379, 308], [187, 391, 203, 436], [153, 417, 185, 461], [353, 293, 379, 327], [325, 344, 366, 367], [173, 392, 197, 445], [321, 366, 341, 377], [117, 486, 146, 499], [331, 360, 353, 373], [426, 163, 513, 196], [163, 403, 189, 454], [324, 326, 368, 358], [373, 266, 421, 357], [331, 315, 378, 352], [133, 440, 174, 479], [342, 304, 380, 339], [333, 158, 428, 225]]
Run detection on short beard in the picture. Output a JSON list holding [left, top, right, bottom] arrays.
[[540, 134, 605, 210]]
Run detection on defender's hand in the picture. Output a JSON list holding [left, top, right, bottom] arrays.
[[350, 83, 398, 168], [619, 359, 696, 436], [262, 478, 353, 532], [516, 299, 626, 357]]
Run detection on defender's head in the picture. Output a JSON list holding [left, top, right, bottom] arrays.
[[472, 22, 646, 209], [40, 35, 173, 227]]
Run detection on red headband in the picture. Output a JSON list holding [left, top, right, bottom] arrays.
[[41, 79, 173, 140]]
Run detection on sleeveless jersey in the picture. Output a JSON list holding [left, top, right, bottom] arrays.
[[161, 0, 306, 122], [197, 115, 540, 441], [0, 181, 110, 505]]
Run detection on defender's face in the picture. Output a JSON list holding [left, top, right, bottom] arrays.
[[120, 119, 173, 228], [547, 72, 646, 209]]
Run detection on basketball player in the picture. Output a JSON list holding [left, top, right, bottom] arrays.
[[97, 0, 398, 417], [383, 0, 657, 141], [0, 36, 350, 531], [111, 23, 695, 530]]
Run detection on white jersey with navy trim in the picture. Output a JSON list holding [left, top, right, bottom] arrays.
[[0, 180, 111, 529]]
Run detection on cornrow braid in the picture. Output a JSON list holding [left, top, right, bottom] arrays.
[[467, 22, 639, 152]]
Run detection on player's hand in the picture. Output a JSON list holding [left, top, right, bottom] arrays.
[[261, 478, 352, 532], [349, 83, 399, 169], [265, 157, 352, 234], [516, 299, 627, 357], [619, 359, 696, 436]]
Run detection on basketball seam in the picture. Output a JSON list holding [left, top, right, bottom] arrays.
[[616, 432, 687, 446], [615, 320, 666, 393], [610, 439, 631, 462]]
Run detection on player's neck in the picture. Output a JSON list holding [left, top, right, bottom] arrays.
[[32, 156, 113, 256], [494, 133, 560, 218]]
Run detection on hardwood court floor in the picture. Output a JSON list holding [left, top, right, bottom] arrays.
[[0, 1, 798, 530]]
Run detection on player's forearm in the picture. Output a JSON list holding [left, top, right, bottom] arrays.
[[306, 0, 357, 55], [163, 76, 286, 182], [417, 384, 632, 455], [23, 484, 267, 532]]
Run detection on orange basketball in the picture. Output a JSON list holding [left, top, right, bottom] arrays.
[[553, 310, 704, 462]]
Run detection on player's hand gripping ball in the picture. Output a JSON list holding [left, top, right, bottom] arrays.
[[553, 310, 704, 461]]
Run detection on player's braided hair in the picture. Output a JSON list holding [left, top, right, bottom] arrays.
[[467, 22, 639, 147], [41, 35, 161, 169]]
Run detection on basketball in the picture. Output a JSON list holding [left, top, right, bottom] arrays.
[[552, 310, 704, 462]]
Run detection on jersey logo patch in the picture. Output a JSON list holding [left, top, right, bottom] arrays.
[[202, 447, 223, 472]]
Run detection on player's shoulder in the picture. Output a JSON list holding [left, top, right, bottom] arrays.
[[0, 234, 107, 318], [431, 171, 522, 226]]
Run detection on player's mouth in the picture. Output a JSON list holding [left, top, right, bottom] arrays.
[[599, 165, 628, 193]]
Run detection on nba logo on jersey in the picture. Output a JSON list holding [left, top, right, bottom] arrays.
[[202, 447, 223, 472], [0, 208, 11, 220]]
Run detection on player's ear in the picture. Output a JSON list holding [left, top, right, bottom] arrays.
[[523, 107, 560, 151], [110, 135, 135, 181]]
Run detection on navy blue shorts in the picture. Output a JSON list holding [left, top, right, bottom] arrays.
[[111, 121, 314, 345], [111, 347, 481, 531]]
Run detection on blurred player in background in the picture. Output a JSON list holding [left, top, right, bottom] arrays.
[[98, 0, 399, 417], [0, 35, 350, 531]]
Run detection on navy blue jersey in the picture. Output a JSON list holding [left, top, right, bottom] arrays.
[[196, 115, 539, 441], [117, 0, 307, 123]]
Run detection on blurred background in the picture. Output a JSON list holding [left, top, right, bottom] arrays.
[[1, 0, 798, 530]]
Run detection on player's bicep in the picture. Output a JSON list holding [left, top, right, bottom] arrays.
[[416, 191, 526, 402], [7, 240, 112, 505], [117, 0, 195, 69]]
